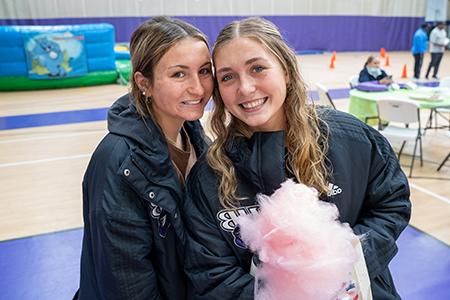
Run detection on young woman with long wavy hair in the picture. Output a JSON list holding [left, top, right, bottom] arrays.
[[182, 17, 410, 300]]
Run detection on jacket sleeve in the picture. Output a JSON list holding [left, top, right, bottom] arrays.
[[352, 126, 411, 279], [182, 168, 254, 300], [83, 173, 162, 300]]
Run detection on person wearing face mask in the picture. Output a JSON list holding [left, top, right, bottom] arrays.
[[358, 56, 393, 85]]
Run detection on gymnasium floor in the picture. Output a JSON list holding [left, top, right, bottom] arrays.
[[1, 51, 450, 299]]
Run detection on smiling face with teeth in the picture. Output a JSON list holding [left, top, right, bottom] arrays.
[[214, 37, 287, 132], [140, 37, 213, 137]]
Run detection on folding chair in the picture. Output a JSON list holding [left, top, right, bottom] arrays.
[[439, 77, 450, 88], [315, 83, 336, 109], [348, 75, 359, 89], [437, 132, 450, 171], [377, 99, 422, 177], [426, 77, 450, 131]]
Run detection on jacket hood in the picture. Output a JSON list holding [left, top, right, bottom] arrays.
[[107, 94, 167, 151]]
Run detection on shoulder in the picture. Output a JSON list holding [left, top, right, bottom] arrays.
[[89, 133, 130, 168], [318, 108, 367, 137], [83, 134, 144, 218], [83, 134, 132, 199], [358, 68, 369, 81], [317, 108, 384, 147], [318, 109, 395, 167]]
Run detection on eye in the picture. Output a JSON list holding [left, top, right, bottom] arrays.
[[199, 67, 211, 75], [172, 71, 185, 78], [252, 65, 265, 73], [221, 74, 233, 82]]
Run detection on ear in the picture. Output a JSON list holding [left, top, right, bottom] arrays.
[[285, 71, 290, 87], [134, 71, 152, 96]]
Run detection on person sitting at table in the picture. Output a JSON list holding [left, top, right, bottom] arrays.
[[358, 56, 393, 85]]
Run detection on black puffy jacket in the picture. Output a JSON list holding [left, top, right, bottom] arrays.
[[76, 94, 208, 300], [182, 109, 411, 300]]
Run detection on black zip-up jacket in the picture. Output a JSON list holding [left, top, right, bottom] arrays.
[[76, 94, 208, 300], [182, 109, 411, 300]]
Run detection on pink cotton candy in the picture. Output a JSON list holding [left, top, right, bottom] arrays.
[[238, 180, 358, 300]]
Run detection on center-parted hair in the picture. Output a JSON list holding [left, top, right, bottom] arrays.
[[129, 16, 209, 117], [208, 17, 329, 209]]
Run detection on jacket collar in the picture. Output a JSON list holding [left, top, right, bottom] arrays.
[[226, 131, 286, 195]]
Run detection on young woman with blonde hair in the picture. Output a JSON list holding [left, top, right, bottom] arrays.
[[182, 17, 410, 299]]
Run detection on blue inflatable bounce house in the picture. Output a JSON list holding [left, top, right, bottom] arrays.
[[0, 23, 117, 91]]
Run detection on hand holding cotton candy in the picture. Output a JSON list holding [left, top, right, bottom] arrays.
[[237, 180, 360, 300]]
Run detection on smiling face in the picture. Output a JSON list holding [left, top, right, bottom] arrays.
[[214, 37, 287, 132], [140, 37, 213, 130]]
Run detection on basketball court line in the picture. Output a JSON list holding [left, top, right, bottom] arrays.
[[0, 130, 105, 144], [410, 182, 450, 205], [0, 154, 91, 168]]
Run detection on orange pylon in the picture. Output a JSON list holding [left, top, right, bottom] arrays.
[[380, 47, 386, 58], [329, 51, 336, 69], [401, 64, 407, 78], [385, 55, 390, 66]]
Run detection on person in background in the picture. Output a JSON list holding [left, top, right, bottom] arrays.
[[75, 16, 213, 300], [426, 22, 448, 80], [183, 17, 411, 300], [358, 56, 393, 85], [411, 23, 430, 79]]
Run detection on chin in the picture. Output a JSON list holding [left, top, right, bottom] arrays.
[[243, 118, 270, 130], [183, 112, 204, 122]]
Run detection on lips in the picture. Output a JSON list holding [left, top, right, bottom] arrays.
[[239, 97, 267, 110]]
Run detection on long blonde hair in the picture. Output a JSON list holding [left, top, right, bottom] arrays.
[[207, 17, 329, 209]]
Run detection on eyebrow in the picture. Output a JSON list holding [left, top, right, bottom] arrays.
[[216, 57, 268, 74], [168, 61, 211, 70]]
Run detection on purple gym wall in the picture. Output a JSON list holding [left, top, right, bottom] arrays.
[[0, 15, 424, 52]]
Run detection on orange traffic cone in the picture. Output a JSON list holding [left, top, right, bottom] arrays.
[[401, 64, 407, 78], [380, 47, 386, 58], [385, 55, 390, 66], [329, 51, 336, 69]]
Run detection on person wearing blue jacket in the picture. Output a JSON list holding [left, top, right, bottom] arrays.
[[411, 23, 430, 79], [183, 17, 411, 300]]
